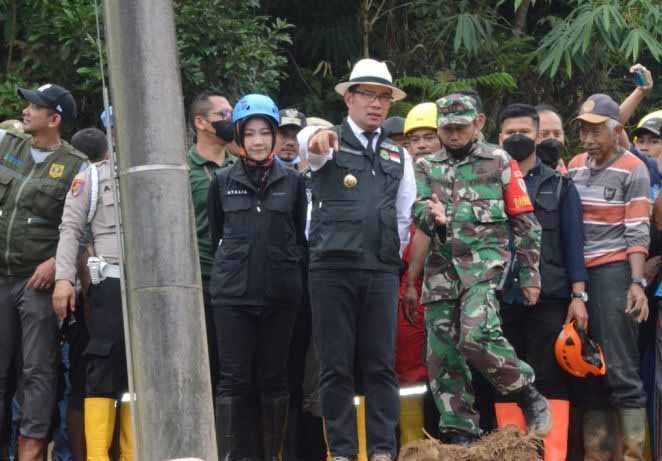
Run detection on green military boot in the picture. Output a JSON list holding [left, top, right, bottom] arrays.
[[583, 410, 613, 461], [618, 408, 646, 461]]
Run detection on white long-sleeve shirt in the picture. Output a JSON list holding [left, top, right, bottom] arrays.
[[298, 117, 416, 251]]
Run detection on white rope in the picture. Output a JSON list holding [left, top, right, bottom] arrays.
[[93, 2, 139, 459]]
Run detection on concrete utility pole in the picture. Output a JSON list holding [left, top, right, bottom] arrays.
[[102, 1, 218, 460]]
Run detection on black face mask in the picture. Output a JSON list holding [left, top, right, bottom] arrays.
[[536, 138, 564, 168], [503, 134, 535, 161], [212, 119, 234, 143], [446, 141, 475, 159]]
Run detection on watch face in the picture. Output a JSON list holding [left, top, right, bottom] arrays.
[[573, 292, 588, 302], [633, 278, 647, 288]]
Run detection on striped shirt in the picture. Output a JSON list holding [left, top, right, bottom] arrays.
[[568, 149, 650, 268]]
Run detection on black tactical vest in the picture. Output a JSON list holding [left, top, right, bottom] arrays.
[[308, 120, 404, 273]]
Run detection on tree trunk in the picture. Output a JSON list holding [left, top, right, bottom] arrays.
[[6, 0, 17, 72], [514, 0, 531, 35], [361, 0, 370, 57]]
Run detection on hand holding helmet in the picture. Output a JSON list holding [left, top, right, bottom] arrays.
[[555, 321, 606, 378]]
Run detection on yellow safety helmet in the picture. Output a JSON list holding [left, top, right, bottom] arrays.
[[633, 110, 662, 139], [638, 110, 662, 128], [404, 102, 437, 136]]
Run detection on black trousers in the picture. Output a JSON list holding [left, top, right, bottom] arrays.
[[496, 299, 570, 400], [283, 300, 312, 460], [63, 296, 88, 411], [84, 278, 128, 398], [309, 269, 399, 458], [0, 276, 58, 439], [202, 277, 219, 392], [212, 305, 297, 400], [581, 262, 646, 409]]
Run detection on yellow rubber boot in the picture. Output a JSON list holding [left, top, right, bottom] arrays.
[[84, 397, 116, 461], [119, 403, 134, 461], [494, 402, 527, 434], [356, 396, 368, 461], [399, 395, 425, 446]]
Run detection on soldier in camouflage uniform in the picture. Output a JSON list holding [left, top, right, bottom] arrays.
[[413, 94, 551, 444]]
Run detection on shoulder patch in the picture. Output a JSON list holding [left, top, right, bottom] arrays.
[[70, 178, 85, 197], [380, 148, 402, 163]]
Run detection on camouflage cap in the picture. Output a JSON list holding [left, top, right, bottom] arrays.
[[436, 94, 478, 127], [279, 108, 306, 129]]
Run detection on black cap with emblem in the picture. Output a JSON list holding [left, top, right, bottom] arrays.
[[17, 83, 77, 122], [279, 108, 306, 129]]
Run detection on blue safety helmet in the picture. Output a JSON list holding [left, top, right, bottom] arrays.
[[232, 94, 280, 155]]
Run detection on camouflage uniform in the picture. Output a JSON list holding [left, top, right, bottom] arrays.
[[414, 95, 542, 436]]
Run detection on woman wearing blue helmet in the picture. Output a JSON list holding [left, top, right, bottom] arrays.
[[207, 94, 307, 461]]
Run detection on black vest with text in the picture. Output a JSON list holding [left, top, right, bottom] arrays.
[[308, 119, 404, 273]]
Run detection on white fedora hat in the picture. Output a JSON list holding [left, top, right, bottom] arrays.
[[334, 59, 406, 101]]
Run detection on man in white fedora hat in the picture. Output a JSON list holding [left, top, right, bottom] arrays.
[[299, 58, 416, 461]]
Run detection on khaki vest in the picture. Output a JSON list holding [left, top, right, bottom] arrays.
[[0, 131, 87, 276]]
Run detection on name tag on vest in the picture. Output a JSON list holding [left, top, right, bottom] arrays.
[[226, 188, 248, 196]]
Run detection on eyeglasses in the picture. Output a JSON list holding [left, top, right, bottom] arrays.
[[351, 88, 394, 104], [208, 109, 232, 120]]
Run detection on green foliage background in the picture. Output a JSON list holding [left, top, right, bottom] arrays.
[[0, 0, 661, 146]]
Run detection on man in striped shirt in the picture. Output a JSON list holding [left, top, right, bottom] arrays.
[[568, 93, 650, 461]]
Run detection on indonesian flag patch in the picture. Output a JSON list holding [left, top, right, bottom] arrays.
[[388, 151, 401, 163]]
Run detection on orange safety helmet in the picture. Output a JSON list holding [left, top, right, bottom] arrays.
[[554, 321, 607, 378]]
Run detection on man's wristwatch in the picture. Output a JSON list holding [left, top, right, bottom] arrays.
[[631, 277, 648, 289], [571, 291, 588, 303]]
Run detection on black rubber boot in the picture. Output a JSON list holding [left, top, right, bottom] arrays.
[[261, 396, 289, 461], [512, 385, 552, 437], [216, 396, 255, 461]]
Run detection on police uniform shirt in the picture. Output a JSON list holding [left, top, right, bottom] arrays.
[[297, 117, 416, 250], [55, 160, 118, 283]]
